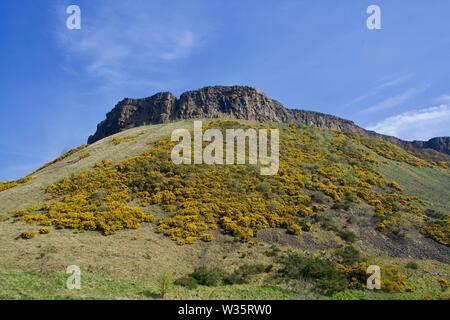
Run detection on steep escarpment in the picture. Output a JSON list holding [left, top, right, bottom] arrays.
[[87, 86, 450, 159], [88, 86, 364, 144], [88, 92, 177, 144]]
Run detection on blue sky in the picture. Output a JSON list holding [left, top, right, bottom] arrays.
[[1, 0, 450, 181]]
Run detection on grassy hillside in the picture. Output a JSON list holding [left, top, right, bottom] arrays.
[[0, 120, 449, 300]]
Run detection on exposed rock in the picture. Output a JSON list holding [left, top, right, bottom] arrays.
[[412, 137, 450, 155], [88, 92, 177, 144], [87, 86, 450, 159]]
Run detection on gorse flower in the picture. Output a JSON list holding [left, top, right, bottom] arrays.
[[15, 121, 447, 245]]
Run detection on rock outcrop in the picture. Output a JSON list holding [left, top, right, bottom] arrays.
[[88, 86, 365, 143], [412, 137, 450, 155], [87, 86, 450, 159]]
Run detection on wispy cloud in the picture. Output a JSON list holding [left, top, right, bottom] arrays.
[[435, 94, 450, 103], [361, 88, 421, 114], [349, 74, 412, 105], [367, 105, 450, 141], [55, 2, 206, 89]]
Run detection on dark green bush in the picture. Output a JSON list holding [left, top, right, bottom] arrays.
[[315, 215, 337, 231], [311, 192, 326, 204], [315, 270, 348, 296], [334, 246, 362, 265], [256, 182, 271, 194], [389, 226, 405, 239], [265, 244, 281, 257], [224, 263, 268, 285], [174, 276, 198, 289], [278, 251, 348, 296], [190, 266, 226, 286], [424, 209, 445, 220], [338, 229, 357, 243], [406, 262, 419, 270], [332, 201, 351, 211]]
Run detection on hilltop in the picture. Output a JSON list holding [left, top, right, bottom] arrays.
[[88, 86, 450, 162]]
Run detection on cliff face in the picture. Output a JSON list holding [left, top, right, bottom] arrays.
[[87, 86, 450, 159], [88, 86, 364, 143], [412, 137, 450, 155], [87, 92, 177, 144]]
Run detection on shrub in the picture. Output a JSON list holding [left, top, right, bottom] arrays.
[[338, 229, 357, 243], [424, 209, 445, 219], [334, 246, 362, 265], [265, 244, 281, 257], [256, 182, 271, 194], [389, 226, 405, 240], [406, 262, 418, 270], [79, 153, 91, 160], [299, 219, 313, 232], [156, 272, 173, 298], [224, 263, 268, 285], [201, 233, 214, 242], [332, 201, 351, 211], [287, 223, 302, 235], [278, 251, 348, 296], [315, 270, 348, 296], [190, 266, 226, 286], [39, 227, 50, 234], [0, 176, 33, 192], [19, 231, 36, 239], [438, 278, 449, 291], [112, 137, 122, 145], [335, 262, 370, 290], [381, 266, 412, 292], [311, 192, 326, 204], [388, 181, 403, 192], [174, 276, 198, 289], [316, 215, 337, 232]]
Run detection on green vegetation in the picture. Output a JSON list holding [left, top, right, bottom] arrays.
[[175, 263, 270, 289], [19, 231, 35, 239], [1, 119, 449, 300], [14, 121, 448, 247], [32, 145, 88, 174], [156, 272, 173, 298], [0, 176, 33, 192], [337, 229, 357, 243], [39, 227, 50, 234]]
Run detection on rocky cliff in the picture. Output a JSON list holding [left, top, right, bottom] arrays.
[[87, 86, 450, 159]]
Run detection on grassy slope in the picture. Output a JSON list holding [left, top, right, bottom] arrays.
[[0, 120, 448, 299], [379, 162, 450, 213], [0, 121, 196, 213]]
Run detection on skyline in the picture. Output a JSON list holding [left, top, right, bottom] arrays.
[[1, 0, 450, 180]]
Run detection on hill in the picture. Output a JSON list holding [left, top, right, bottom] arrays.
[[0, 116, 449, 299], [87, 86, 450, 163]]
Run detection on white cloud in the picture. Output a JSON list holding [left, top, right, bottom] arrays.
[[361, 88, 420, 114], [350, 74, 412, 105], [367, 105, 450, 141], [435, 94, 450, 103], [55, 3, 205, 88]]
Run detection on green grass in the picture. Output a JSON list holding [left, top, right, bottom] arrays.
[[2, 266, 448, 300], [0, 270, 303, 300], [1, 120, 449, 300], [379, 161, 450, 213]]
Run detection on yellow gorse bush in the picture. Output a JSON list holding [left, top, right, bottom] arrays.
[[19, 231, 36, 239], [0, 176, 33, 192], [16, 121, 446, 245]]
